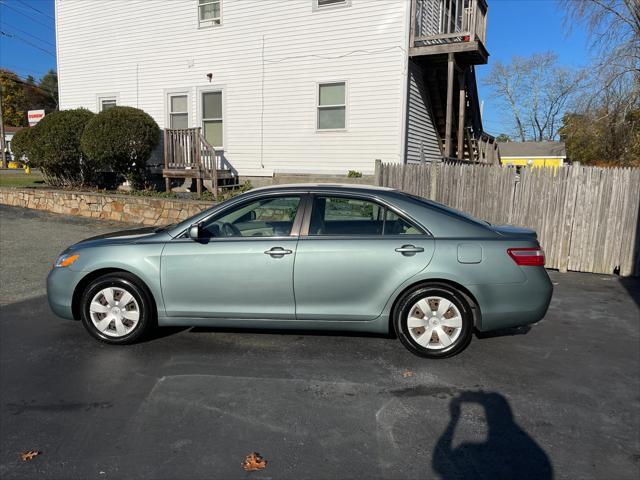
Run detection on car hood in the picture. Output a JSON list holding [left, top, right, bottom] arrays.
[[490, 224, 537, 239], [69, 225, 166, 250]]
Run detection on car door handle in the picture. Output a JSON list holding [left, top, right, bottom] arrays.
[[264, 247, 293, 257], [395, 245, 424, 256]]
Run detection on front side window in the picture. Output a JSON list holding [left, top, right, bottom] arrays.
[[201, 196, 301, 238], [317, 82, 346, 130], [202, 91, 223, 147], [169, 94, 189, 129], [198, 0, 221, 27], [309, 196, 424, 236]]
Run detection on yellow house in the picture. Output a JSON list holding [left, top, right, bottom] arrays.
[[498, 141, 566, 168]]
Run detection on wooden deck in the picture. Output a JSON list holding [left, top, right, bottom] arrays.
[[409, 0, 489, 65], [163, 128, 236, 195]]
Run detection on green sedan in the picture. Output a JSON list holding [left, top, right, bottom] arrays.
[[47, 184, 552, 358]]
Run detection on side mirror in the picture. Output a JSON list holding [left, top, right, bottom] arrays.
[[188, 224, 201, 240]]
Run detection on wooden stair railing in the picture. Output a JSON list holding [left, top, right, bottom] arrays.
[[163, 127, 224, 195]]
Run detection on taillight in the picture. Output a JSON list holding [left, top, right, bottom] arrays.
[[507, 247, 545, 266]]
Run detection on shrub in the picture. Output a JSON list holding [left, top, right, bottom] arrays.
[[347, 170, 363, 178], [28, 109, 97, 187], [81, 106, 160, 189], [10, 125, 42, 165]]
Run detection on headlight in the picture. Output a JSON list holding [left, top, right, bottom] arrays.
[[55, 253, 80, 268]]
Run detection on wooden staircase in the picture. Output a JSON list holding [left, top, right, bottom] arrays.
[[422, 62, 497, 163], [163, 128, 236, 195]]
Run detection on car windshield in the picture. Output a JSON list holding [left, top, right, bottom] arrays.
[[403, 193, 491, 227]]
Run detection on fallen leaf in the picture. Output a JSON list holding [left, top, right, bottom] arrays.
[[242, 452, 267, 471], [20, 450, 40, 461], [402, 370, 414, 378]]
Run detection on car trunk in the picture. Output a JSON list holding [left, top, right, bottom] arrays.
[[490, 224, 538, 239]]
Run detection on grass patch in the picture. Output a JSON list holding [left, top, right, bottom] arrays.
[[0, 171, 46, 188]]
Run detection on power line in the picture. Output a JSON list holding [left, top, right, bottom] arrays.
[[16, 0, 53, 20], [0, 1, 52, 29], [1, 22, 55, 47], [0, 30, 55, 57]]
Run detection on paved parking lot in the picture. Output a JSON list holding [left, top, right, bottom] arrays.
[[1, 205, 639, 479]]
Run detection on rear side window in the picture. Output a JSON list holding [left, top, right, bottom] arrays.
[[308, 196, 424, 236]]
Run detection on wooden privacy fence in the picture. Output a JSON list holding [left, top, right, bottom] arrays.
[[376, 162, 640, 276]]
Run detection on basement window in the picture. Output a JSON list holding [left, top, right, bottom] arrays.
[[97, 95, 118, 112], [198, 0, 221, 27], [313, 0, 351, 11]]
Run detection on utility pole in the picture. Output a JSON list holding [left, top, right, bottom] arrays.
[[0, 82, 6, 168]]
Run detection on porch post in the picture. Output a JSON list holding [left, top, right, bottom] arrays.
[[457, 70, 466, 160], [444, 53, 455, 158], [409, 0, 417, 48]]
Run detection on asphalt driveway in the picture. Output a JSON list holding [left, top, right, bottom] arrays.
[[0, 205, 639, 479]]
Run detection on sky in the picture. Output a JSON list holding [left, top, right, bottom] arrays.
[[0, 0, 592, 135]]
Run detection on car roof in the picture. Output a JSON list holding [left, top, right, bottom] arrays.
[[249, 183, 397, 193]]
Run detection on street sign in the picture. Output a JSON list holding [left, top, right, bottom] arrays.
[[28, 110, 45, 127]]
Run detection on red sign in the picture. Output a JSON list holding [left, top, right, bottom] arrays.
[[28, 110, 45, 127]]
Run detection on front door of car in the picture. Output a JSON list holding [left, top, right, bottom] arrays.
[[293, 194, 435, 321], [161, 194, 304, 319]]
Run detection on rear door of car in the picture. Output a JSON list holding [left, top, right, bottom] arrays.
[[293, 193, 435, 321]]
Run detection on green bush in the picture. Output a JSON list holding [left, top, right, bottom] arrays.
[[27, 109, 97, 187], [81, 106, 160, 189], [10, 125, 41, 165], [347, 170, 363, 178]]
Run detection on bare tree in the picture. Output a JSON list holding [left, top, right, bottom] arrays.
[[562, 0, 639, 110], [482, 52, 586, 141]]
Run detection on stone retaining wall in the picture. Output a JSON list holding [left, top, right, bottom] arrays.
[[0, 187, 213, 225]]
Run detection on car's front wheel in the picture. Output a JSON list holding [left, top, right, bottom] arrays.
[[80, 273, 154, 344], [394, 284, 473, 358]]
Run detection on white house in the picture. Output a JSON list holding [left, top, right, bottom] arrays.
[[55, 0, 495, 188]]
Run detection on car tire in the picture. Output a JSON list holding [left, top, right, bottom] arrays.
[[394, 283, 473, 358], [80, 273, 154, 344]]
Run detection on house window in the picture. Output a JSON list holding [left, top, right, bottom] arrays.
[[198, 0, 221, 27], [169, 94, 189, 129], [100, 99, 116, 111], [317, 82, 346, 130], [97, 95, 118, 112], [313, 0, 350, 11], [202, 91, 223, 147]]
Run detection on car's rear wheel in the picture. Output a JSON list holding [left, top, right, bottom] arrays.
[[80, 273, 154, 344], [394, 284, 473, 358]]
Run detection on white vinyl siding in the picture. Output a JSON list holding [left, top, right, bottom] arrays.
[[405, 62, 442, 163], [56, 0, 410, 176], [317, 82, 346, 130]]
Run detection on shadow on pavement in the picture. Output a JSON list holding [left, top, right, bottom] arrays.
[[619, 275, 640, 310], [433, 391, 553, 480], [474, 325, 531, 339]]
